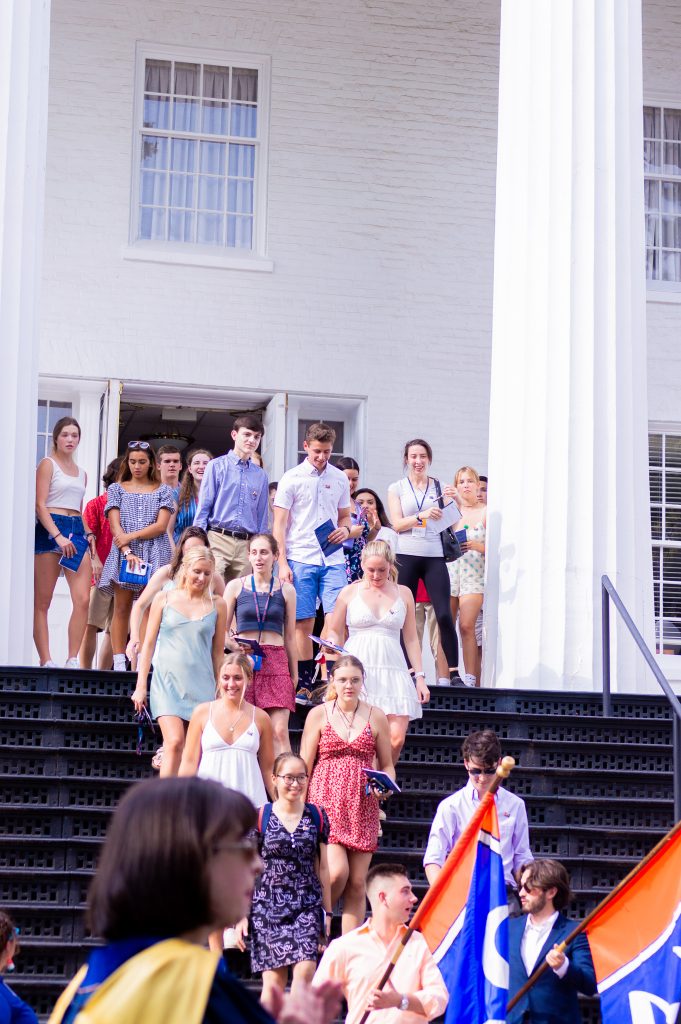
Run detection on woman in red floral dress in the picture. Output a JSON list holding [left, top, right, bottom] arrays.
[[301, 654, 394, 934]]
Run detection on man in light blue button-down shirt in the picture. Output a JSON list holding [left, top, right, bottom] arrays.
[[424, 728, 533, 915], [194, 414, 269, 582]]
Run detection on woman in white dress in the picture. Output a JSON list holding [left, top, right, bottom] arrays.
[[180, 651, 275, 953], [325, 540, 429, 764]]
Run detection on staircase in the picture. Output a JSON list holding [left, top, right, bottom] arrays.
[[1, 666, 675, 1021]]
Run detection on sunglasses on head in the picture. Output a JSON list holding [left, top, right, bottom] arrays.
[[127, 441, 150, 450]]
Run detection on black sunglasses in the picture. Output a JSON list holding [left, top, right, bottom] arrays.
[[127, 441, 151, 450]]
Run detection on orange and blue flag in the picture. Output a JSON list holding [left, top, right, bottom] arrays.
[[585, 822, 681, 1024], [416, 798, 509, 1024]]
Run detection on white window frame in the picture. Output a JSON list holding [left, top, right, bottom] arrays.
[[123, 42, 273, 273], [286, 394, 367, 474], [649, 423, 681, 684], [645, 97, 681, 303]]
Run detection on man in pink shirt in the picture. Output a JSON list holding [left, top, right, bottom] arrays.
[[313, 862, 447, 1024]]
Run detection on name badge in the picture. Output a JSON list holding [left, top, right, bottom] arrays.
[[412, 520, 427, 539]]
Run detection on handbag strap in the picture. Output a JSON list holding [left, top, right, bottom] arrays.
[[433, 477, 445, 509]]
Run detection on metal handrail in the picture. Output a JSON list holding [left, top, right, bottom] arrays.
[[601, 574, 681, 821]]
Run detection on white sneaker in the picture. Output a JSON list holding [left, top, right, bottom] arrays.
[[437, 677, 450, 686], [463, 673, 478, 687], [64, 657, 80, 669], [40, 660, 59, 668]]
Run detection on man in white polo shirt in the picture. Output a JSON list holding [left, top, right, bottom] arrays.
[[273, 422, 352, 702]]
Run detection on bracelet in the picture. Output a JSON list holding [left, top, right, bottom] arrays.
[[86, 532, 95, 540], [415, 671, 426, 678], [53, 532, 63, 540]]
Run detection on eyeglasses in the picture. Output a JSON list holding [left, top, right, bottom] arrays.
[[212, 836, 260, 860], [127, 440, 150, 450], [276, 774, 308, 785], [467, 767, 497, 777], [518, 882, 542, 894]]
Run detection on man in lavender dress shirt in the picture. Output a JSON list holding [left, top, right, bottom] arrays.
[[194, 414, 269, 582], [423, 729, 533, 914]]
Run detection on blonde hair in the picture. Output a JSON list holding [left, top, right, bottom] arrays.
[[455, 465, 480, 486], [219, 652, 254, 684], [361, 539, 398, 583], [324, 654, 366, 702], [176, 545, 215, 592]]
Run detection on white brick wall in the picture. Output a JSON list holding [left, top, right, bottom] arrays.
[[40, 0, 501, 498], [40, 0, 680, 501], [643, 0, 681, 425]]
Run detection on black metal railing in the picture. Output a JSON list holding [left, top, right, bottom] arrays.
[[601, 574, 681, 821]]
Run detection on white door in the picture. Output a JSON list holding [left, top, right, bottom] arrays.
[[261, 393, 287, 480]]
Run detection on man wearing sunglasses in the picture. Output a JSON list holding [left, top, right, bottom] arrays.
[[508, 859, 596, 1024], [423, 729, 532, 914]]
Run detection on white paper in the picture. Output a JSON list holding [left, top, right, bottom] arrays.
[[426, 500, 462, 535]]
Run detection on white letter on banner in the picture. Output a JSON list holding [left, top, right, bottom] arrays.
[[482, 904, 509, 990], [628, 993, 680, 1024]]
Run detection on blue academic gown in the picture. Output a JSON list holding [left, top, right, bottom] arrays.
[[507, 913, 597, 1024]]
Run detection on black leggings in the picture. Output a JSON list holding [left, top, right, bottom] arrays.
[[396, 553, 459, 669]]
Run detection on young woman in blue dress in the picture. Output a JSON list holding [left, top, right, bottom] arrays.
[[132, 545, 227, 778]]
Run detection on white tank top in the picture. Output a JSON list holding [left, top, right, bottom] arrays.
[[45, 457, 86, 511]]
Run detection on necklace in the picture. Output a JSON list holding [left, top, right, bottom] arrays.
[[223, 698, 246, 733], [334, 699, 361, 740]]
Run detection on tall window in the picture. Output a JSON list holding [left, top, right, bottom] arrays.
[[644, 106, 681, 284], [37, 400, 72, 465], [135, 52, 268, 252], [649, 431, 681, 654]]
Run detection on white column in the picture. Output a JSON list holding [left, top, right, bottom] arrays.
[[483, 0, 655, 692], [0, 1, 51, 665]]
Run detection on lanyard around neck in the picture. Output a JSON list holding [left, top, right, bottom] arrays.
[[407, 476, 430, 514], [251, 575, 274, 641]]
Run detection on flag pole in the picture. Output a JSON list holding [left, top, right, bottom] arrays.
[[356, 755, 516, 1024], [507, 815, 681, 1012]]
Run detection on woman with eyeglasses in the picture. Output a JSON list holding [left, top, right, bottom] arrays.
[[168, 448, 213, 546], [47, 777, 343, 1024], [300, 655, 394, 934], [0, 911, 38, 1024], [98, 442, 176, 671], [248, 752, 331, 1005]]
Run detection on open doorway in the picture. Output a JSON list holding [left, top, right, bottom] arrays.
[[118, 401, 264, 462], [110, 383, 288, 479]]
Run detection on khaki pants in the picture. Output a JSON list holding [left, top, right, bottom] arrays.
[[415, 601, 440, 659], [207, 531, 251, 582]]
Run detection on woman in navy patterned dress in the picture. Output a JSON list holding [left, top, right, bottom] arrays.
[[249, 753, 331, 1002], [98, 443, 176, 671]]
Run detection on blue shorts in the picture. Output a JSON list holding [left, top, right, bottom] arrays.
[[35, 514, 85, 555], [289, 561, 347, 619]]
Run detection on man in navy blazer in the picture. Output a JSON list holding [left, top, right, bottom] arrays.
[[508, 859, 596, 1024]]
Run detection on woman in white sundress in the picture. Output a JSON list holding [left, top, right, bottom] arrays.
[[325, 539, 429, 765]]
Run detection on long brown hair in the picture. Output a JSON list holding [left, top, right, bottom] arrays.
[[117, 445, 158, 484], [177, 448, 213, 512]]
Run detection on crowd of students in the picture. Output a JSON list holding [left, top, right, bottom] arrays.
[[22, 416, 599, 1023]]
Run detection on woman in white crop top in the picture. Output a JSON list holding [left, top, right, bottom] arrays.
[[34, 416, 97, 669]]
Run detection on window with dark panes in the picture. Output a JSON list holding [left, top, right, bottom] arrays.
[[650, 431, 681, 653]]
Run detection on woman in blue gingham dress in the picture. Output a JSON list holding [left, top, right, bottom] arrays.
[[98, 483, 176, 594], [97, 443, 176, 671]]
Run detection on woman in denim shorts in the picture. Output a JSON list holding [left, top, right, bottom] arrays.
[[34, 417, 97, 668]]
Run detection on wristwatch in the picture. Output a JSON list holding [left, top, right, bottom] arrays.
[[415, 671, 426, 679], [399, 995, 409, 1011]]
